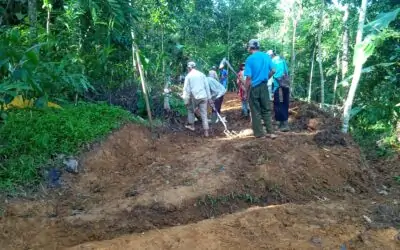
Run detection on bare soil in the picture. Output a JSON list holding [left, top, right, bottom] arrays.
[[0, 93, 399, 250]]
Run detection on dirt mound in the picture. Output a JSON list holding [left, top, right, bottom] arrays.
[[69, 201, 400, 250], [0, 93, 390, 250]]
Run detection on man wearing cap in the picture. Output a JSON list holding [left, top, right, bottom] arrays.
[[182, 61, 212, 137], [267, 50, 290, 132], [209, 66, 219, 81], [244, 39, 277, 139]]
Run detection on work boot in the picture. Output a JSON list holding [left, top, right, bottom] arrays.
[[204, 130, 209, 137], [280, 121, 290, 132]]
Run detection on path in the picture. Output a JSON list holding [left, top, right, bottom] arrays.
[[0, 93, 399, 249]]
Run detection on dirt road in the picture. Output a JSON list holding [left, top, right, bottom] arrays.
[[1, 93, 399, 249]]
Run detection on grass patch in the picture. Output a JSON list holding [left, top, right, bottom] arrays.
[[0, 103, 133, 191]]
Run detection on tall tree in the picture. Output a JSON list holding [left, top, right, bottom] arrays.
[[342, 0, 368, 133], [317, 0, 325, 105], [28, 0, 37, 38]]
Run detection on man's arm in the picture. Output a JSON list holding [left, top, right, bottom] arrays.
[[182, 76, 190, 104], [268, 69, 275, 79]]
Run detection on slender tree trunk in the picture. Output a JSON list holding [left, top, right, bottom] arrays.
[[307, 45, 316, 103], [342, 0, 368, 133], [341, 4, 349, 80], [333, 52, 340, 104], [161, 25, 170, 111], [28, 0, 37, 38], [135, 49, 153, 126], [317, 1, 325, 106], [290, 18, 297, 92], [46, 4, 51, 36]]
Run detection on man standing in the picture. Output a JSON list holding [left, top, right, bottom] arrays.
[[182, 61, 212, 137], [208, 66, 219, 81], [267, 50, 290, 132], [244, 39, 277, 138]]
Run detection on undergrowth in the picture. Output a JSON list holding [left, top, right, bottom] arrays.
[[0, 103, 133, 191]]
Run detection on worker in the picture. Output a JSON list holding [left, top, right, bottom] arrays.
[[182, 61, 213, 137], [210, 65, 227, 124], [267, 50, 290, 132], [237, 63, 249, 118], [244, 39, 277, 139], [208, 66, 219, 81]]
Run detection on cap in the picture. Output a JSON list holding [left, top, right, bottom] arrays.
[[248, 39, 260, 50], [267, 50, 274, 55], [187, 61, 196, 68]]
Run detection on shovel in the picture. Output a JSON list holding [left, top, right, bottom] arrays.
[[210, 104, 236, 137]]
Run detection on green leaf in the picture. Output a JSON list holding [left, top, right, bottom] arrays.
[[364, 8, 400, 34], [25, 50, 39, 65]]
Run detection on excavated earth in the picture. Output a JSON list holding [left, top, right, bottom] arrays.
[[0, 93, 399, 250]]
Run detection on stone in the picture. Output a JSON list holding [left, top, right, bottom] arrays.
[[63, 158, 79, 174]]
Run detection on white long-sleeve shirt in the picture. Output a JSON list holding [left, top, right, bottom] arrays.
[[182, 69, 211, 102]]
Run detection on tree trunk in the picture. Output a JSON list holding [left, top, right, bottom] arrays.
[[28, 0, 37, 38], [341, 4, 349, 80], [342, 0, 368, 133], [333, 52, 340, 104], [290, 18, 297, 92], [307, 45, 316, 103], [317, 2, 325, 106]]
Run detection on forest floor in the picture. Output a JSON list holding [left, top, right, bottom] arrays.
[[0, 93, 399, 250]]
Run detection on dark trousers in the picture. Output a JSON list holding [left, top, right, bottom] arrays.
[[213, 95, 224, 114], [273, 87, 290, 121], [249, 81, 273, 137]]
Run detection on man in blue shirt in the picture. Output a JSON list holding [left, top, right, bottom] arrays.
[[267, 50, 290, 132], [244, 39, 277, 138]]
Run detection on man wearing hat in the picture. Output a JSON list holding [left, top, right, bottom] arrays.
[[182, 61, 212, 137], [244, 39, 277, 139]]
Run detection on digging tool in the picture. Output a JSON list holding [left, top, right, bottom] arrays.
[[210, 103, 236, 137]]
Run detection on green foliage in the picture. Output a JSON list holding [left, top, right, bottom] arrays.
[[0, 104, 132, 191]]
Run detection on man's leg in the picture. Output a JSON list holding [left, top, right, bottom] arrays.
[[198, 99, 209, 132], [248, 86, 264, 137], [217, 95, 224, 113], [259, 83, 274, 134], [273, 88, 283, 127], [280, 87, 290, 132], [186, 98, 196, 130]]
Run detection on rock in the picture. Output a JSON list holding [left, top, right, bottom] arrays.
[[63, 158, 79, 174], [378, 190, 389, 196], [344, 185, 356, 194], [47, 168, 62, 188], [363, 215, 372, 224], [395, 232, 400, 241], [310, 236, 322, 246], [307, 118, 321, 131]]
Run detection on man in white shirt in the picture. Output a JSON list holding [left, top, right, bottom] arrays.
[[182, 61, 213, 137]]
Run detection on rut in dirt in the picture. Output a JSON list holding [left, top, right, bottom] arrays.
[[0, 93, 374, 250]]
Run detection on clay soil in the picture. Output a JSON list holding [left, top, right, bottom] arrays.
[[0, 93, 399, 250]]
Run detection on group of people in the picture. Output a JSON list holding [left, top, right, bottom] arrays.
[[182, 39, 290, 138]]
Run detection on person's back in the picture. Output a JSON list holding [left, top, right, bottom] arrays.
[[245, 51, 274, 87], [272, 56, 287, 79], [184, 69, 209, 100], [209, 68, 219, 81]]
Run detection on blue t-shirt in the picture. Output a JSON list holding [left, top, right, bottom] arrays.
[[244, 51, 274, 87], [272, 56, 289, 92], [220, 69, 228, 89]]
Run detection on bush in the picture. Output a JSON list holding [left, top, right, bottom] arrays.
[[0, 103, 132, 191]]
